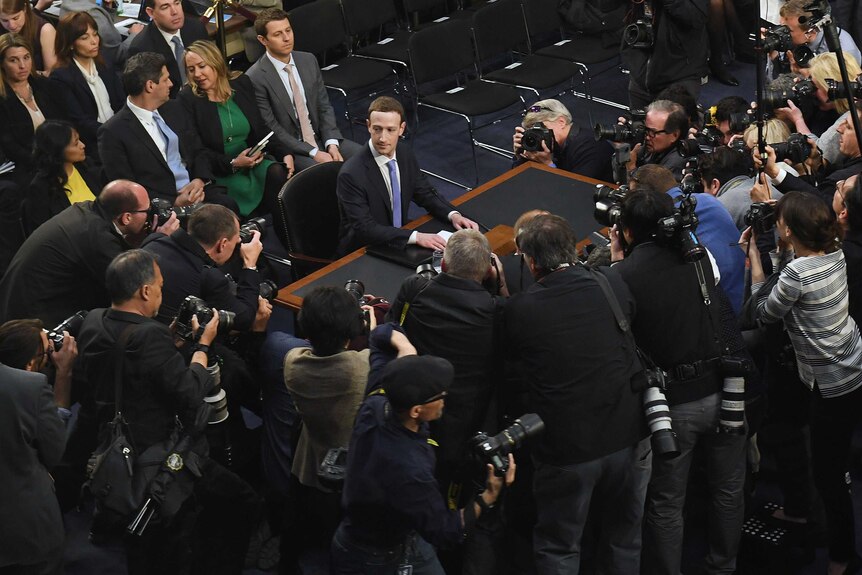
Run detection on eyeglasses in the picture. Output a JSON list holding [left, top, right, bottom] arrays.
[[837, 180, 847, 205], [527, 105, 551, 114], [421, 390, 448, 404], [644, 127, 669, 138]]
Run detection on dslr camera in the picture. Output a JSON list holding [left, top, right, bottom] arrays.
[[174, 295, 236, 342], [772, 132, 812, 164], [148, 198, 199, 230], [521, 123, 554, 153], [761, 24, 793, 53], [593, 184, 629, 228], [623, 19, 653, 48], [656, 193, 707, 262], [471, 413, 544, 476], [239, 217, 266, 243], [595, 109, 646, 145], [825, 77, 862, 101], [45, 310, 88, 351], [744, 201, 776, 234]]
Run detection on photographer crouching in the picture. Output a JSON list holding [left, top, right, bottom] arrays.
[[69, 250, 259, 575], [512, 99, 613, 182], [610, 188, 747, 574], [332, 323, 516, 574]]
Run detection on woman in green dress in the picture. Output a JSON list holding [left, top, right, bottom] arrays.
[[179, 40, 293, 217]]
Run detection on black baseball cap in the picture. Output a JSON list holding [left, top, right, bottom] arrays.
[[381, 355, 453, 411]]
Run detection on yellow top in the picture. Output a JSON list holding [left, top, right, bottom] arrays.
[[64, 166, 96, 204]]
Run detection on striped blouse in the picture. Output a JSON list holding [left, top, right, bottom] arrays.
[[752, 249, 862, 397]]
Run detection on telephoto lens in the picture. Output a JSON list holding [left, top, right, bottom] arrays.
[[644, 386, 681, 459], [204, 359, 229, 425], [718, 377, 745, 434]]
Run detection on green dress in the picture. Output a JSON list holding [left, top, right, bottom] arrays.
[[216, 96, 273, 216]]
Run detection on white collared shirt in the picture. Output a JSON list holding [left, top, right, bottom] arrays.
[[126, 97, 169, 162], [265, 50, 338, 157], [158, 27, 183, 53]]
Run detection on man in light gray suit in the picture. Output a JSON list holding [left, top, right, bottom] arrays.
[[247, 8, 362, 172]]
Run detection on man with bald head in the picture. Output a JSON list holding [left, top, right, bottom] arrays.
[[0, 179, 178, 325]]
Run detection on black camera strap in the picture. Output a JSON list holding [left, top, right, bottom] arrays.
[[112, 324, 138, 421]]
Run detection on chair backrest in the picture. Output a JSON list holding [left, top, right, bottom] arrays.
[[522, 0, 563, 39], [472, 0, 530, 61], [340, 0, 399, 37], [408, 18, 475, 87], [403, 0, 447, 11], [274, 161, 344, 273], [289, 0, 349, 56]]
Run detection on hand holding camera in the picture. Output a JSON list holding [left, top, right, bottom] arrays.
[[240, 229, 263, 269]]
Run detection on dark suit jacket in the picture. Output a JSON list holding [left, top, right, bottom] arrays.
[[844, 228, 862, 328], [127, 19, 209, 98], [177, 74, 290, 176], [0, 200, 129, 326], [336, 143, 452, 255], [49, 62, 125, 159], [98, 99, 217, 201], [23, 160, 104, 235], [778, 156, 862, 206], [0, 76, 67, 184], [246, 50, 343, 157], [0, 365, 65, 567]]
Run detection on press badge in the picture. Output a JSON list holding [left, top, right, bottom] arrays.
[[397, 565, 413, 575]]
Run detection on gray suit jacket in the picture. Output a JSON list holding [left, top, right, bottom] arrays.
[[246, 50, 343, 158], [0, 365, 65, 567]]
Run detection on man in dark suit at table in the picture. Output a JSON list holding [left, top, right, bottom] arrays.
[[99, 52, 238, 212], [124, 0, 208, 98], [247, 8, 361, 173], [336, 96, 478, 256]]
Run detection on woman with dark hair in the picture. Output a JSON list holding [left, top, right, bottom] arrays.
[[0, 0, 55, 73], [835, 175, 862, 328], [0, 34, 66, 187], [23, 120, 102, 234], [742, 191, 862, 575], [49, 12, 124, 161], [178, 40, 292, 217]]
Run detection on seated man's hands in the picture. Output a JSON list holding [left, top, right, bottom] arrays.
[[240, 230, 263, 269], [283, 154, 295, 179], [327, 144, 344, 162], [416, 232, 447, 251], [175, 179, 206, 207], [450, 213, 479, 230]]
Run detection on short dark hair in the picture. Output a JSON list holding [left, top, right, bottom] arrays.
[[713, 96, 748, 123], [846, 177, 862, 231], [775, 191, 840, 252], [656, 83, 699, 126], [254, 8, 290, 37], [517, 214, 579, 273], [698, 147, 752, 187], [97, 181, 141, 219], [187, 204, 238, 248], [621, 186, 675, 246], [123, 52, 167, 96], [298, 286, 364, 356], [0, 319, 44, 370], [631, 164, 677, 194], [106, 250, 158, 304], [368, 96, 405, 123]]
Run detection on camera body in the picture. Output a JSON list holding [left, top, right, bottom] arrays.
[[471, 414, 544, 476], [521, 123, 554, 153], [174, 295, 236, 342], [149, 198, 199, 230], [239, 217, 266, 243], [762, 24, 793, 53], [259, 279, 278, 303], [623, 19, 653, 48], [744, 201, 776, 234], [46, 311, 88, 351], [595, 109, 646, 145], [772, 132, 812, 164], [825, 77, 862, 101], [656, 194, 707, 263], [593, 184, 629, 228]]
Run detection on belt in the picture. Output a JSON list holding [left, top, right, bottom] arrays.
[[665, 357, 723, 385]]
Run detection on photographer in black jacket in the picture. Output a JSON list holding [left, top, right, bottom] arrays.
[[611, 188, 746, 575]]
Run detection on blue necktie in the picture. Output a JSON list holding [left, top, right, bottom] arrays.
[[152, 111, 191, 191], [388, 159, 401, 227], [172, 36, 186, 83]]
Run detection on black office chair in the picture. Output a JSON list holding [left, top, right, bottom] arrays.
[[273, 161, 344, 281], [471, 0, 582, 109], [340, 0, 412, 72], [522, 0, 628, 117], [402, 0, 472, 30], [288, 0, 398, 136], [408, 18, 525, 187]]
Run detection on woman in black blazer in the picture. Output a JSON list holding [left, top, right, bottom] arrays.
[[179, 40, 292, 217], [23, 120, 103, 235], [49, 12, 125, 164], [0, 33, 66, 188]]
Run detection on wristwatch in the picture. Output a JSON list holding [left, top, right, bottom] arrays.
[[475, 493, 496, 512], [192, 343, 210, 355]]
